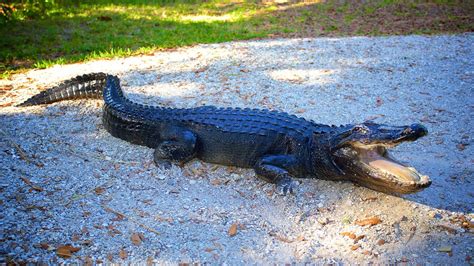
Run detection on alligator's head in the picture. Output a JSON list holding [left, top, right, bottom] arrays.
[[324, 122, 431, 194]]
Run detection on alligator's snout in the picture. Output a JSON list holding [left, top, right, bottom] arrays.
[[330, 122, 431, 194], [398, 123, 428, 142]]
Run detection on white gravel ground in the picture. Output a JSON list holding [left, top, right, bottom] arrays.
[[1, 34, 473, 264]]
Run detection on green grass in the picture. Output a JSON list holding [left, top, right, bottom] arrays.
[[1, 0, 473, 77], [1, 0, 275, 73]]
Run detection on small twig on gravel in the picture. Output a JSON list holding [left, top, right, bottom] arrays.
[[65, 146, 140, 165], [102, 205, 160, 235], [63, 180, 114, 207], [405, 226, 417, 244], [0, 128, 42, 167], [19, 176, 44, 192]]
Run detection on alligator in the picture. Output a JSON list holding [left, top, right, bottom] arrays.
[[18, 73, 432, 195]]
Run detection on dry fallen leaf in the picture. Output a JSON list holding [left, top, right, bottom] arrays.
[[228, 223, 238, 237], [210, 179, 223, 186], [450, 215, 474, 230], [71, 234, 81, 242], [0, 102, 13, 107], [146, 256, 154, 266], [131, 232, 144, 245], [437, 224, 457, 234], [155, 215, 174, 223], [0, 85, 13, 91], [351, 244, 360, 251], [119, 249, 127, 260], [204, 247, 215, 252], [377, 239, 386, 245], [340, 232, 356, 239], [354, 235, 365, 243], [355, 217, 382, 226], [362, 196, 378, 202], [81, 227, 89, 234], [462, 221, 474, 229], [269, 231, 293, 243], [194, 66, 208, 74], [56, 245, 81, 258], [84, 256, 93, 266], [111, 213, 125, 221], [94, 187, 105, 195], [107, 225, 122, 237]]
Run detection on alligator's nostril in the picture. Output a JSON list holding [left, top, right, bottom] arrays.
[[400, 124, 428, 141], [402, 127, 413, 135]]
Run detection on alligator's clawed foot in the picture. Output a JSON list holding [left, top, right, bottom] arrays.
[[276, 179, 298, 195]]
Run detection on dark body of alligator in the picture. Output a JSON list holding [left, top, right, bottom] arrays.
[[19, 73, 432, 194]]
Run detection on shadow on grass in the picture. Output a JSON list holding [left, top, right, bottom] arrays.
[[1, 12, 264, 69], [2, 0, 473, 75], [0, 1, 272, 71]]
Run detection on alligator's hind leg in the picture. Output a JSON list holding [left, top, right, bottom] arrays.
[[154, 127, 197, 168], [254, 155, 300, 195]]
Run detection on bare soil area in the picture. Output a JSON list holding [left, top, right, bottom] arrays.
[[1, 34, 473, 264]]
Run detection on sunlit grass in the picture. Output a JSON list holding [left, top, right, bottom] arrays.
[[1, 0, 276, 75], [1, 0, 472, 78]]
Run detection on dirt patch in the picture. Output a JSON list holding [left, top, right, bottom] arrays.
[[0, 34, 473, 264], [267, 1, 474, 37]]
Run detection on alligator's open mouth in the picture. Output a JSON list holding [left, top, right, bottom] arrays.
[[332, 123, 431, 194], [350, 144, 430, 193]]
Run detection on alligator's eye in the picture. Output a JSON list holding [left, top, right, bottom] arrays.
[[353, 125, 368, 134]]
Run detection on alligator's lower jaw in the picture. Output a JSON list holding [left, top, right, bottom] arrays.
[[351, 146, 431, 194]]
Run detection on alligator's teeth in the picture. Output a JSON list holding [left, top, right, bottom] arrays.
[[420, 175, 430, 183]]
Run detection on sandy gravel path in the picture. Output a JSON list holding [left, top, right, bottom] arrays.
[[1, 34, 473, 264]]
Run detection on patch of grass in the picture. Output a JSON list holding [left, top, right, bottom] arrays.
[[1, 0, 473, 77]]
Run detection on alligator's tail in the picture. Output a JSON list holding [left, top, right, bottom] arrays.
[[17, 73, 108, 107]]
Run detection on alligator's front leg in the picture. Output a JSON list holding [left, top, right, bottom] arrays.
[[154, 126, 197, 168], [254, 155, 300, 195]]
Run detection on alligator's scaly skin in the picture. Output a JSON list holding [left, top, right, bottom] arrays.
[[18, 73, 432, 195]]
